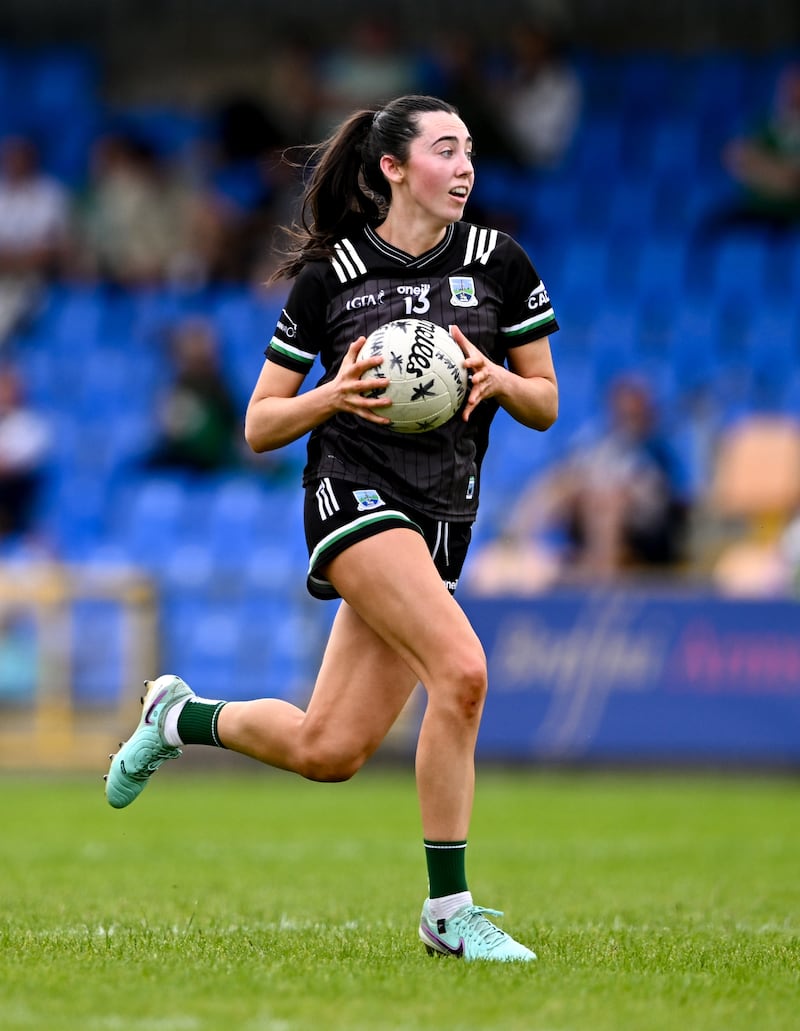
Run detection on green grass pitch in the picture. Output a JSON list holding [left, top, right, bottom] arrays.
[[0, 766, 798, 1030]]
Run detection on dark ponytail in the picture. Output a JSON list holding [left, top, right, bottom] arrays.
[[270, 95, 459, 281]]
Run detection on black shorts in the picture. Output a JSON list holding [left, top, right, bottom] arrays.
[[304, 477, 472, 600]]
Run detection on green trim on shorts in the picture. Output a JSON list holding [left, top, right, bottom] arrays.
[[308, 509, 420, 574]]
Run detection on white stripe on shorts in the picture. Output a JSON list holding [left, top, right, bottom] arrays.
[[430, 521, 450, 565], [315, 477, 340, 520]]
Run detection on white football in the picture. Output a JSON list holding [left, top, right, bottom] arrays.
[[358, 318, 468, 433]]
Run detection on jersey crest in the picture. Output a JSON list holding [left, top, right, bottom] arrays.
[[449, 276, 478, 307]]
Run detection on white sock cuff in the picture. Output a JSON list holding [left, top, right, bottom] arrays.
[[162, 698, 191, 747], [427, 891, 473, 921]]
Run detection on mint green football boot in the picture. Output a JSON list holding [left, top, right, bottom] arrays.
[[105, 675, 194, 809], [418, 899, 536, 962]]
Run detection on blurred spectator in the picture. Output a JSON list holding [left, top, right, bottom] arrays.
[[75, 130, 224, 289], [142, 317, 241, 474], [470, 375, 689, 591], [0, 135, 72, 344], [262, 34, 324, 144], [202, 95, 298, 283], [311, 19, 424, 136], [700, 63, 800, 239], [430, 32, 530, 234], [701, 414, 800, 596], [436, 34, 527, 168], [494, 21, 582, 170], [779, 509, 800, 597], [0, 365, 52, 539]]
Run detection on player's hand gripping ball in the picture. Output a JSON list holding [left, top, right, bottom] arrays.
[[358, 318, 468, 433]]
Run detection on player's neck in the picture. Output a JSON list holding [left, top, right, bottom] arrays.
[[374, 211, 447, 257]]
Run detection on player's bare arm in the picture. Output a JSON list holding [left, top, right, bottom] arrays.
[[244, 340, 391, 452], [450, 325, 558, 430]]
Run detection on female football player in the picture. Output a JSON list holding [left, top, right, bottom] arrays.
[[106, 94, 559, 962]]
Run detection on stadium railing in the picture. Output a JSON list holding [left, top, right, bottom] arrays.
[[0, 562, 157, 771]]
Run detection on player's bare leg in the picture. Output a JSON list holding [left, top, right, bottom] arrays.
[[218, 528, 485, 840], [323, 528, 487, 842], [104, 602, 418, 808], [218, 527, 484, 838], [216, 599, 420, 779], [327, 529, 534, 960], [105, 527, 533, 958]]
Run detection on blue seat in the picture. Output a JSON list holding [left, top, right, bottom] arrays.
[[26, 47, 98, 117], [160, 590, 311, 701], [550, 237, 611, 298], [605, 177, 657, 239], [39, 468, 106, 560], [744, 311, 798, 386], [44, 289, 105, 352], [619, 53, 675, 117], [668, 305, 719, 390], [531, 177, 581, 231], [648, 118, 701, 178], [620, 237, 689, 302], [711, 238, 770, 300], [22, 48, 100, 181], [587, 307, 640, 387], [110, 477, 191, 568], [688, 54, 747, 120], [71, 599, 127, 706], [159, 543, 216, 591], [568, 116, 624, 179], [109, 106, 208, 160], [164, 605, 242, 698]]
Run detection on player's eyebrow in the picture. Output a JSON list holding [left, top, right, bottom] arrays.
[[431, 134, 474, 147]]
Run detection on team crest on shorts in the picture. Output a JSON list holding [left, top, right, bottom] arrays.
[[449, 276, 478, 307], [352, 489, 385, 512]]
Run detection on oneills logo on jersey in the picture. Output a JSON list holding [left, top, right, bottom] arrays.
[[449, 276, 478, 307]]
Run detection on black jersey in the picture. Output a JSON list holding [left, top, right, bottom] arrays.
[[266, 221, 558, 521]]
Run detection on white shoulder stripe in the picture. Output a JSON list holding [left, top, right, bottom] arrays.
[[464, 225, 478, 266], [340, 237, 367, 274], [331, 238, 367, 282], [463, 226, 498, 266]]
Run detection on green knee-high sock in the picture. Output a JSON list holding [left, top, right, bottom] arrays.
[[424, 840, 469, 898], [176, 700, 227, 747]]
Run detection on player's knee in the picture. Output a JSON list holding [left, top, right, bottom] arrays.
[[297, 737, 367, 783], [438, 647, 487, 722]]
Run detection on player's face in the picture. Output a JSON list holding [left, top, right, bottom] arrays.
[[398, 111, 474, 225]]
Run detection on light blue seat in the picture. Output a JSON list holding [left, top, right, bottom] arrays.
[[111, 477, 191, 568]]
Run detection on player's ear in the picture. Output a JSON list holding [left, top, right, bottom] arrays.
[[379, 154, 403, 184]]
